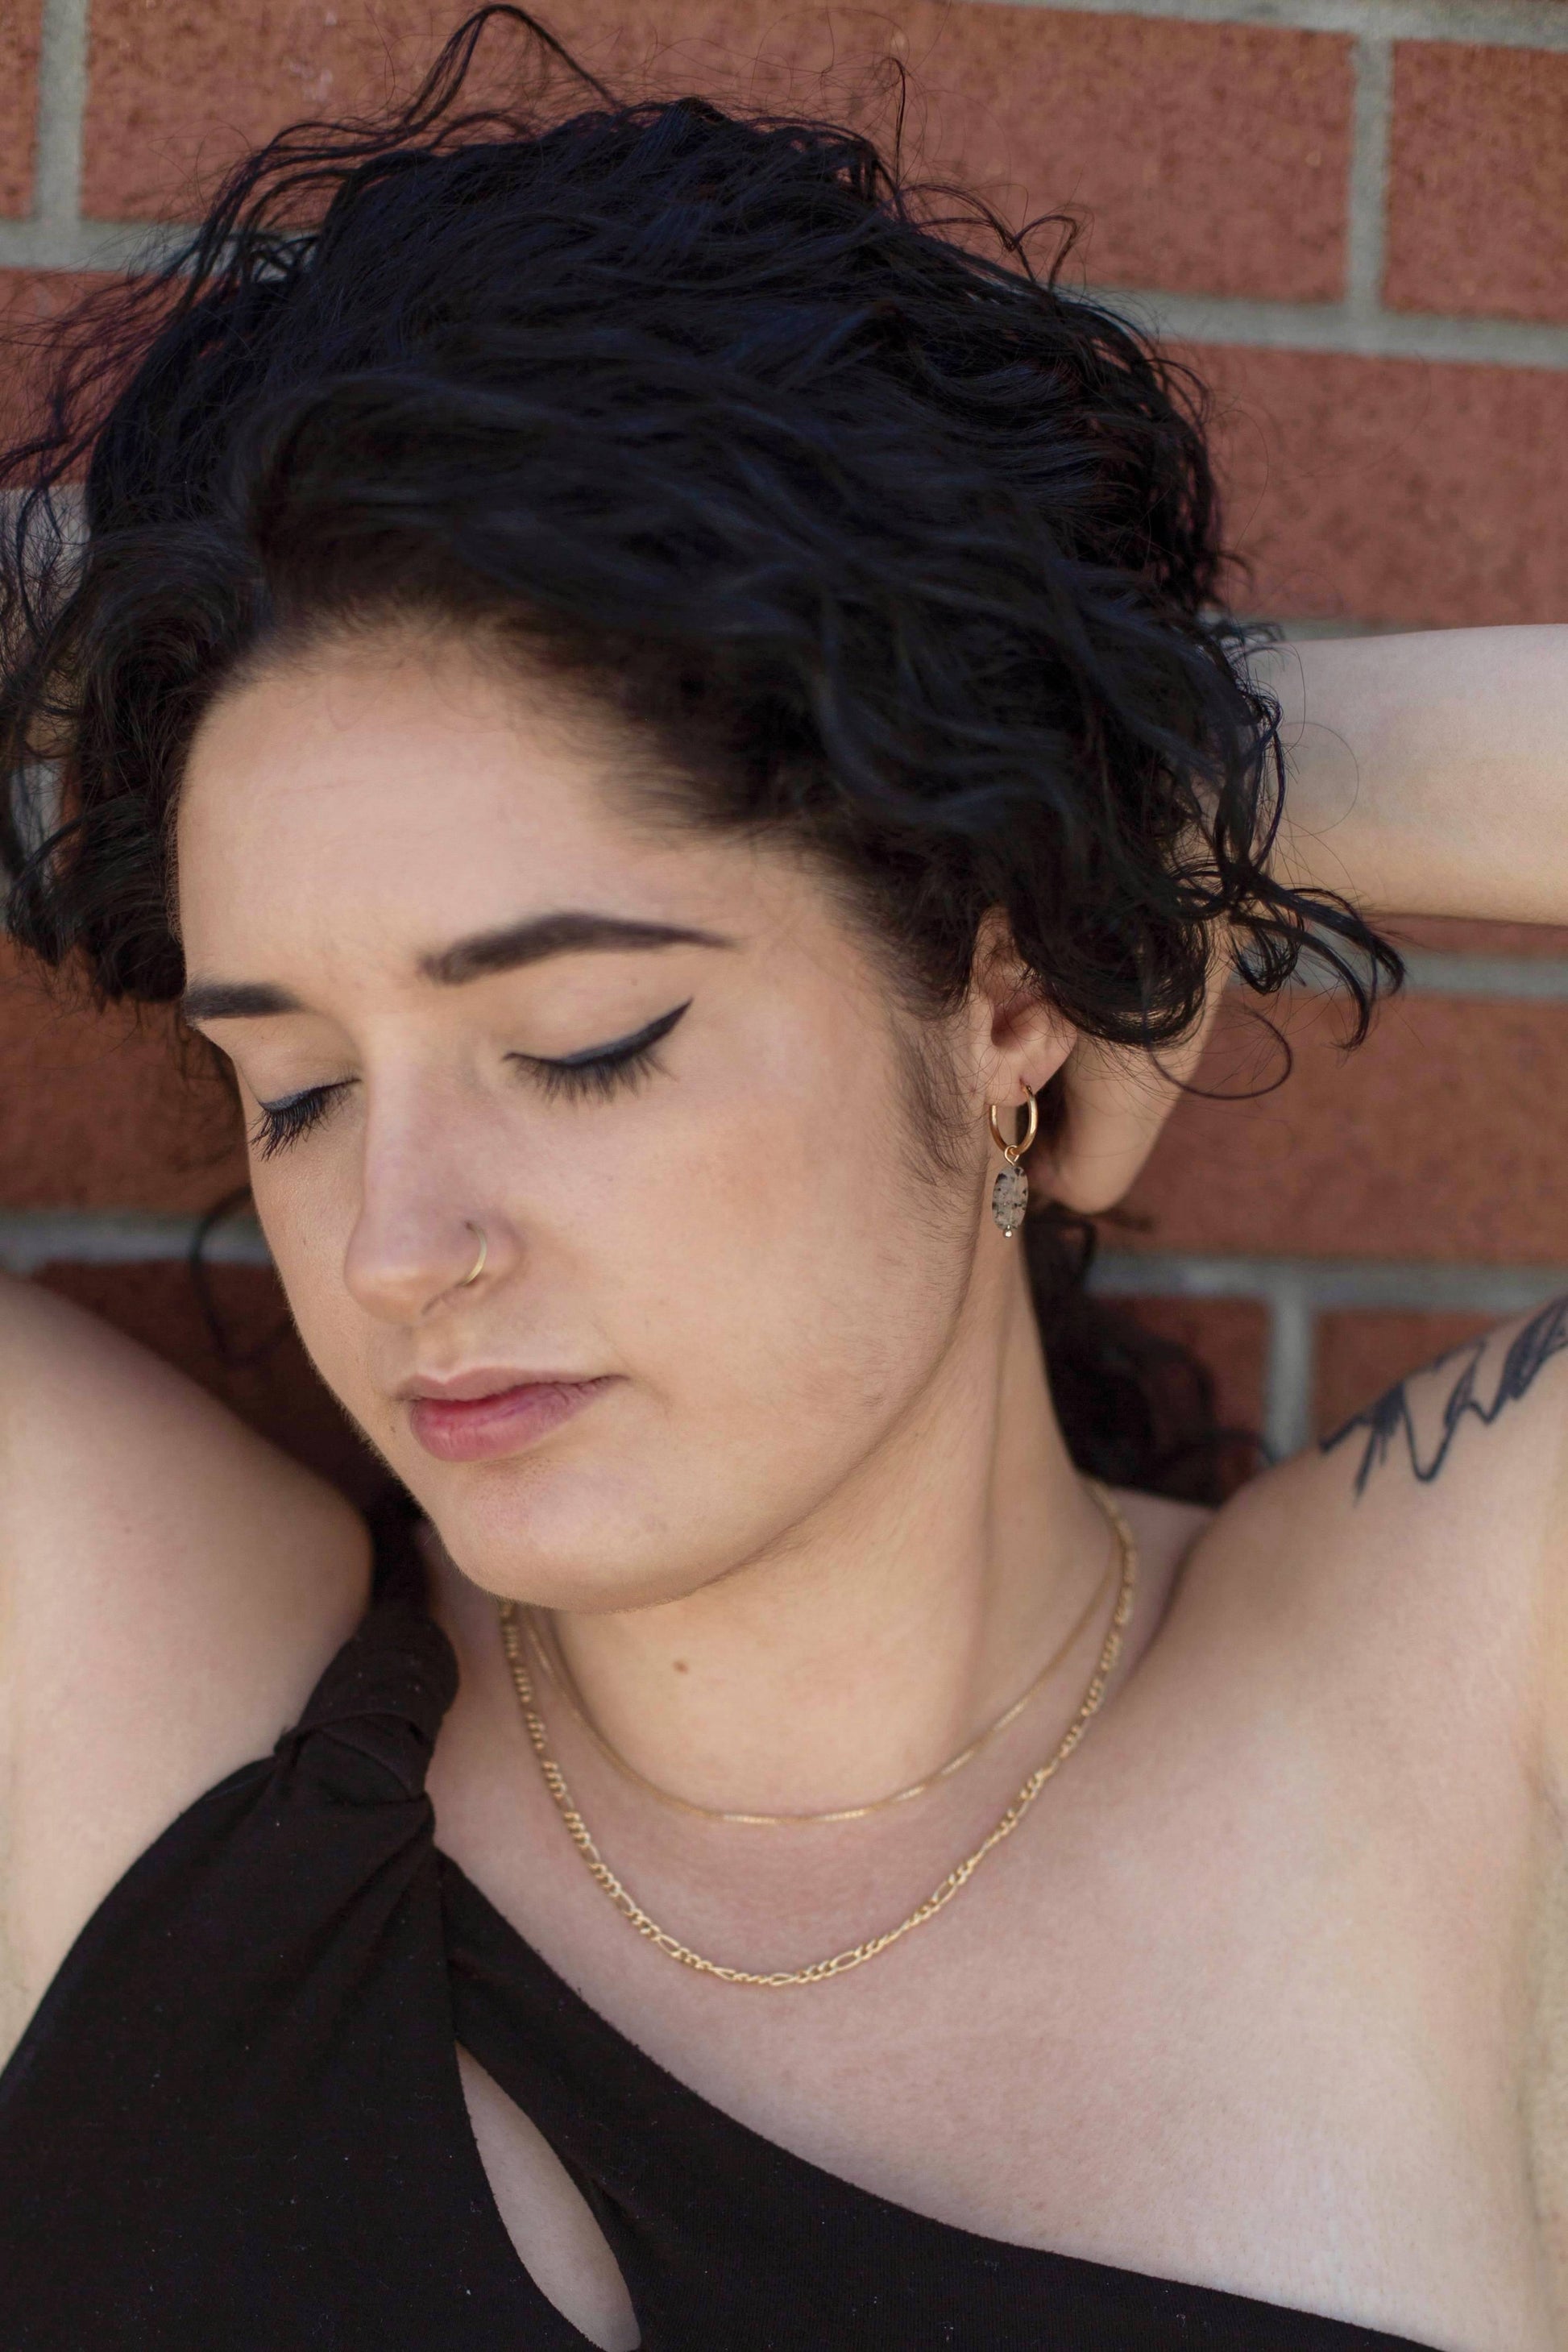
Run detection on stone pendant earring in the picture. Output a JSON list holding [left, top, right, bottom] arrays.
[[987, 1091, 1039, 1238]]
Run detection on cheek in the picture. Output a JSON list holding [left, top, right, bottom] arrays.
[[246, 1148, 384, 1422], [474, 1062, 977, 1598], [243, 1014, 980, 1595], [587, 1020, 975, 1466]]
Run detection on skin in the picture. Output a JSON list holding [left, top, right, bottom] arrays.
[[2, 622, 1566, 2350], [1259, 627, 1568, 930]]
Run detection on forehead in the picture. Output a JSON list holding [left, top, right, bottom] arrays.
[[175, 630, 756, 973]]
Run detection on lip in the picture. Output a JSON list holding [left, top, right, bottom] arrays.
[[404, 1374, 616, 1463]]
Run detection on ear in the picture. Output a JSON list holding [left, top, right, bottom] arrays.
[[969, 911, 1076, 1123], [1040, 952, 1229, 1216], [969, 911, 1227, 1217]]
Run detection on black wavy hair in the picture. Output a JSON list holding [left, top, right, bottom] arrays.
[[0, 8, 1397, 1501]]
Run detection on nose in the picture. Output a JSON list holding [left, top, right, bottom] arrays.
[[342, 1099, 516, 1325]]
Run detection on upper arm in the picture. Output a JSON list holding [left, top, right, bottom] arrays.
[[1318, 1298, 1568, 1508], [1313, 1297, 1568, 1778], [0, 1270, 371, 2060]]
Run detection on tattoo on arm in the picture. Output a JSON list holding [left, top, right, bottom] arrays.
[[1321, 1293, 1568, 1499]]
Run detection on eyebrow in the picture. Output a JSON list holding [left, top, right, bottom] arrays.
[[180, 911, 732, 1023], [421, 911, 732, 985]]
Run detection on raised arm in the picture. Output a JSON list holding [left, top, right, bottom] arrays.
[[0, 1271, 371, 2070], [1253, 626, 1568, 928]]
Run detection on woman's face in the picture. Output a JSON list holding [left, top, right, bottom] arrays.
[[177, 628, 1007, 1607]]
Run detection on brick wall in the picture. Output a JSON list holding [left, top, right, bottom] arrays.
[[3, 0, 1568, 1486]]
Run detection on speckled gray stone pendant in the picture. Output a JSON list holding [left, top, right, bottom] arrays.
[[990, 1160, 1029, 1238], [987, 1091, 1038, 1240]]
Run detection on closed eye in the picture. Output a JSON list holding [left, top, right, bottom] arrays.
[[247, 999, 691, 1156], [512, 1000, 691, 1103], [250, 1079, 354, 1159]]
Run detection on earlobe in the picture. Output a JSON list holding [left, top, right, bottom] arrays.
[[1036, 1037, 1188, 1215], [1035, 956, 1228, 1216], [970, 909, 1222, 1218]]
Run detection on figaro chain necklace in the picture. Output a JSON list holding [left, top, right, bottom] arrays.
[[496, 1479, 1139, 1989], [518, 1547, 1118, 1826]]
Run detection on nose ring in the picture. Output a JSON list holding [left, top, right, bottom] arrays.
[[458, 1222, 488, 1288]]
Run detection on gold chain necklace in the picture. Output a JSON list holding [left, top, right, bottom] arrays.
[[496, 1480, 1138, 1989], [518, 1544, 1118, 1827]]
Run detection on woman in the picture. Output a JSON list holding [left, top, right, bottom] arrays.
[[0, 15, 1561, 2349]]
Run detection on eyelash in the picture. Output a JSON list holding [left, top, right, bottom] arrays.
[[247, 1000, 691, 1160], [249, 1085, 346, 1161], [514, 1000, 691, 1104]]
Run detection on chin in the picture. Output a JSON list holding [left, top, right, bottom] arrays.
[[404, 1450, 727, 1616]]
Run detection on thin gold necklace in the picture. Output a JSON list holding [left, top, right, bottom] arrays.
[[496, 1479, 1138, 1989], [520, 1538, 1118, 1826]]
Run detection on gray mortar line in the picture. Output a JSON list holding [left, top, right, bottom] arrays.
[[0, 1209, 270, 1272], [1271, 949, 1568, 1001], [1262, 1271, 1316, 1455], [0, 214, 193, 273], [1093, 1249, 1568, 1311], [1093, 1250, 1568, 1454], [0, 0, 187, 272], [1089, 286, 1568, 371], [977, 0, 1568, 49], [1393, 950, 1568, 1000], [1241, 949, 1568, 1002], [1345, 34, 1392, 327], [0, 0, 91, 268], [29, 0, 88, 247]]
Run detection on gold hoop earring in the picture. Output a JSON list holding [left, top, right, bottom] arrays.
[[458, 1222, 488, 1288], [987, 1092, 1037, 1238]]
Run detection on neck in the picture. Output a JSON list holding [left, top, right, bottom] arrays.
[[550, 1252, 1116, 1819]]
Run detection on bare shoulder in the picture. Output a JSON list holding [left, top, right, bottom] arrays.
[[1300, 1300, 1568, 2310], [1172, 1296, 1568, 1769], [1310, 1295, 1568, 1684], [1316, 1296, 1568, 1517], [0, 1270, 371, 2058]]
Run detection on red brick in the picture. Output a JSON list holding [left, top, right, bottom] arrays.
[[1313, 1307, 1499, 1440], [82, 1, 1350, 301], [1386, 44, 1568, 326], [900, 10, 1351, 303], [0, 270, 115, 453], [1120, 988, 1568, 1265], [1118, 1293, 1268, 1436], [0, 946, 243, 1210], [34, 1259, 384, 1501], [0, 1, 42, 218], [1197, 343, 1568, 628]]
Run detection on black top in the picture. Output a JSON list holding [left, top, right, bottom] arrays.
[[0, 1505, 1441, 2350]]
